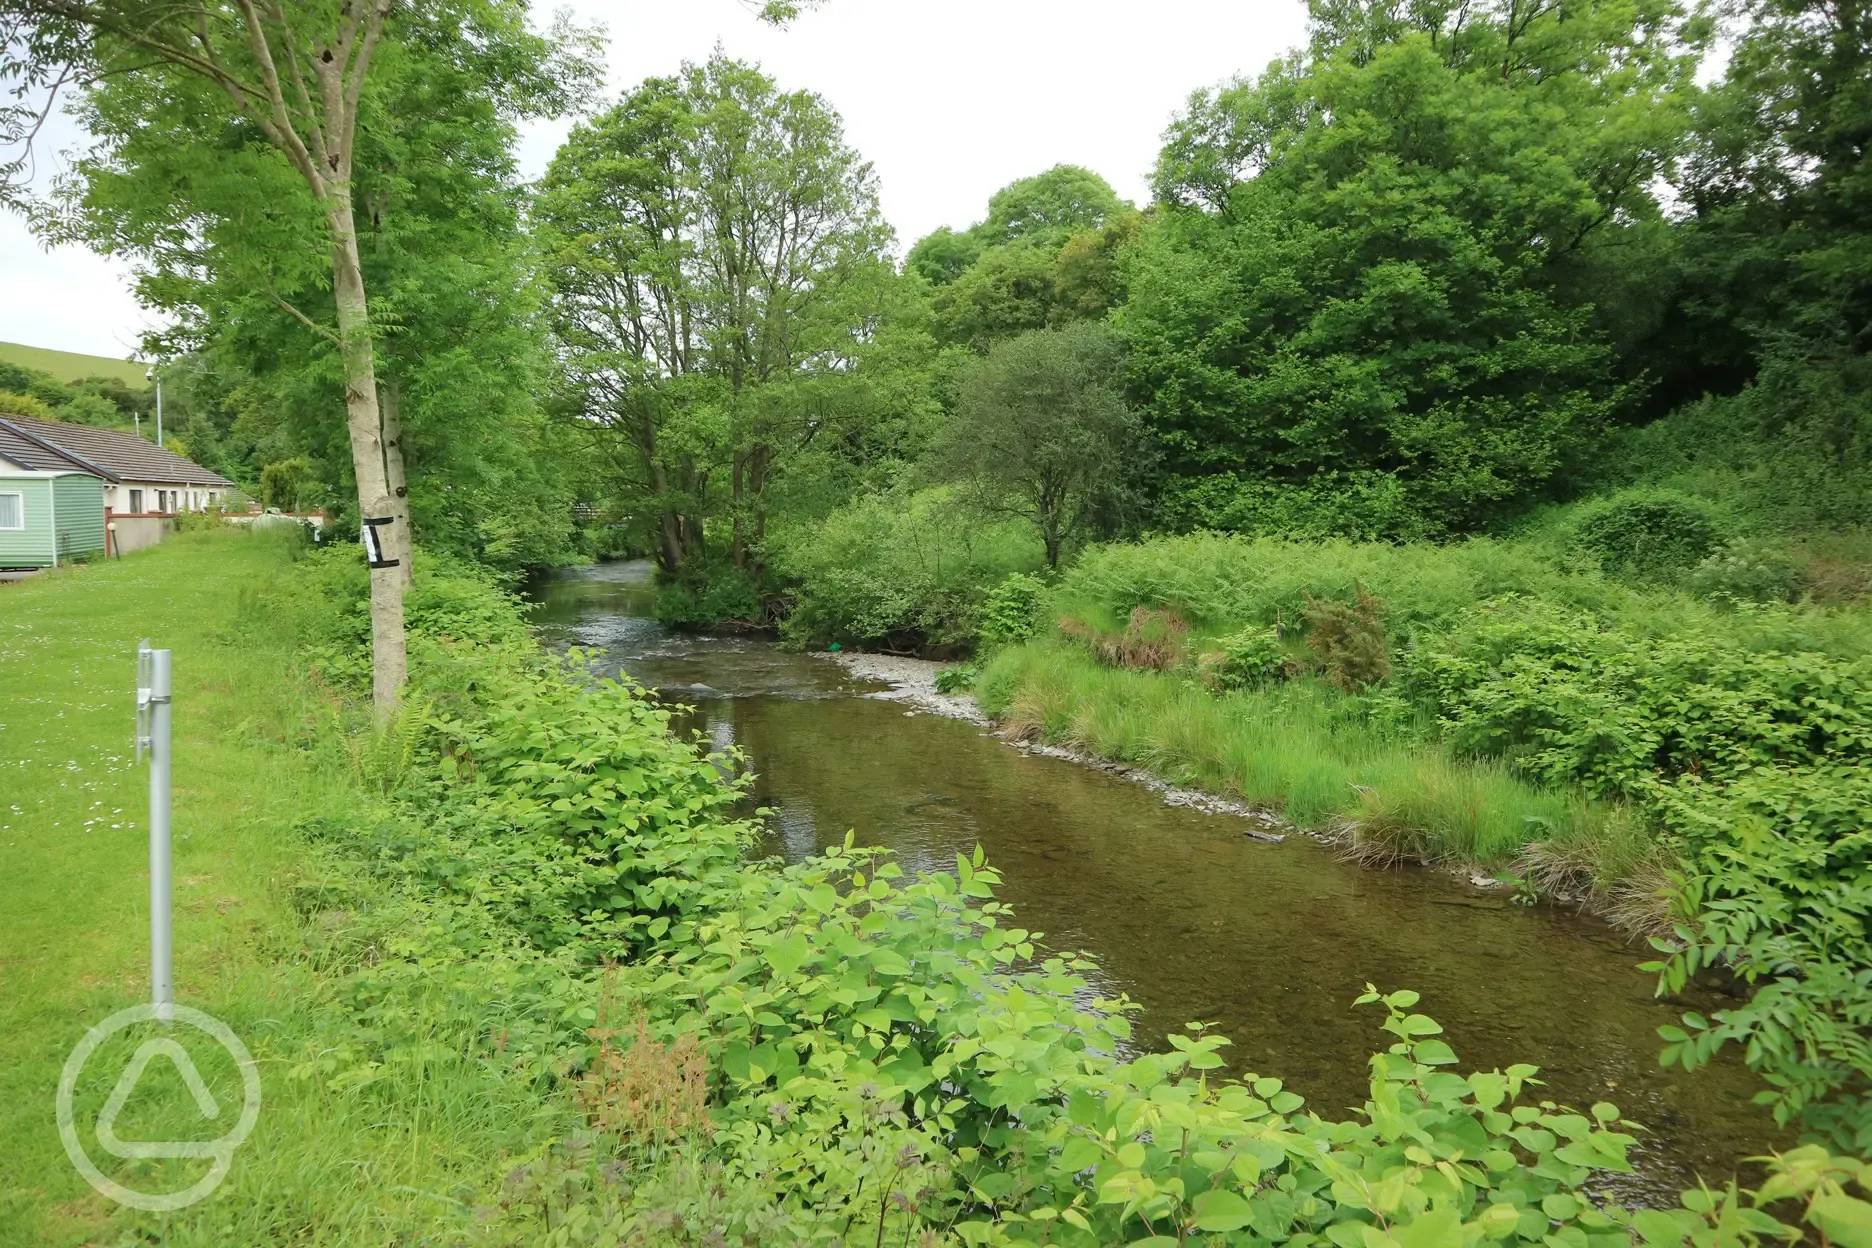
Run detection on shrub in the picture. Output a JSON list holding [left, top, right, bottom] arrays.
[[1304, 586, 1390, 690], [1198, 625, 1290, 691], [977, 572, 1049, 649], [1572, 490, 1726, 577], [933, 663, 977, 693], [1686, 538, 1804, 602], [767, 488, 1042, 651], [655, 564, 764, 628], [1404, 597, 1872, 1136], [0, 389, 53, 419]]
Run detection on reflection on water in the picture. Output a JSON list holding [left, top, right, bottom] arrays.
[[528, 559, 1784, 1201]]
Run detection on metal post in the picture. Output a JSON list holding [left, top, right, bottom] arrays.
[[138, 645, 174, 1022], [154, 377, 163, 449]]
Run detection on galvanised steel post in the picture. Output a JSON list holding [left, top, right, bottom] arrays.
[[138, 644, 174, 1022]]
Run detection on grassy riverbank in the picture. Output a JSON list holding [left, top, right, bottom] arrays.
[[975, 640, 1655, 894], [969, 526, 1872, 1145], [9, 529, 1868, 1246], [0, 533, 574, 1245]]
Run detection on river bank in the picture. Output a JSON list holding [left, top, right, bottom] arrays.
[[531, 559, 1785, 1198], [0, 534, 580, 1246], [828, 649, 1294, 840]]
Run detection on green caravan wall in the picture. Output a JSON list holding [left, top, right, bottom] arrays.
[[52, 473, 106, 560], [0, 478, 53, 567]]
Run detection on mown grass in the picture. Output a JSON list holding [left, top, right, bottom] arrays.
[[0, 531, 572, 1246], [975, 640, 1656, 890]]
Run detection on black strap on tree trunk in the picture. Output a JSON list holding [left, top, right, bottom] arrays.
[[361, 515, 400, 569]]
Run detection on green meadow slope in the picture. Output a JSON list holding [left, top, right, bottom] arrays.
[[0, 340, 151, 388]]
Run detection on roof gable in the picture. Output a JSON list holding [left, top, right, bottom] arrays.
[[0, 414, 235, 487]]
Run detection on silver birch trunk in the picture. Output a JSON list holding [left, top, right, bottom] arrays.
[[328, 194, 407, 709], [379, 379, 415, 584]]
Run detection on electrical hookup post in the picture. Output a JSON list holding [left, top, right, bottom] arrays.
[[136, 641, 173, 1023]]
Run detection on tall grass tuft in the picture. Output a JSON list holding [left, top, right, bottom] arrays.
[[977, 641, 1639, 877]]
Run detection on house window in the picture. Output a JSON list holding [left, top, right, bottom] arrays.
[[129, 489, 144, 513], [0, 492, 21, 530]]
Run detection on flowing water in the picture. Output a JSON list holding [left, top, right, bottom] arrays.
[[529, 559, 1783, 1203]]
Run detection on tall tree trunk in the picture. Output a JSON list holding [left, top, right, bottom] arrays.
[[379, 378, 414, 585], [328, 197, 407, 711], [730, 451, 748, 571]]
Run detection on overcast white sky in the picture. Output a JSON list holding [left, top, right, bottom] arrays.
[[0, 0, 1309, 361]]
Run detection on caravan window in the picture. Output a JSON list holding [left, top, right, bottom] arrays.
[[0, 492, 21, 530]]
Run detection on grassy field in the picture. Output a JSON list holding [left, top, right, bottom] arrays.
[[0, 532, 560, 1246], [0, 339, 152, 388]]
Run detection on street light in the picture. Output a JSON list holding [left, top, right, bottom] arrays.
[[144, 367, 162, 446]]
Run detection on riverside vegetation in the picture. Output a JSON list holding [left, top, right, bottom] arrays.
[[5, 0, 1872, 1237], [7, 529, 1872, 1247]]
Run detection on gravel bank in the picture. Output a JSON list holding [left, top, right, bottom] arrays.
[[823, 650, 1285, 841]]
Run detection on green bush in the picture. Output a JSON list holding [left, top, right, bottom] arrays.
[[1686, 538, 1805, 602], [1163, 469, 1436, 542], [767, 487, 1043, 651], [1053, 531, 1613, 645], [1404, 597, 1872, 1136], [1198, 626, 1290, 691], [933, 663, 978, 693], [978, 571, 1049, 649], [1571, 490, 1726, 577], [654, 564, 764, 628]]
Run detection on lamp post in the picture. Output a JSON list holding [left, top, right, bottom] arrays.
[[143, 366, 162, 446]]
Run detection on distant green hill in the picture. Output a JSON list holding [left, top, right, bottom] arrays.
[[0, 340, 150, 388]]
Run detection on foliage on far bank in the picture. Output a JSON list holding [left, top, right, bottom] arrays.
[[990, 525, 1872, 1145], [760, 488, 1045, 651]]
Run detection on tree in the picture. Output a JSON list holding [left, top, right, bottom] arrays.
[[1670, 0, 1871, 473], [48, 5, 594, 580], [536, 53, 894, 579], [1128, 0, 1703, 535], [5, 2, 448, 707], [0, 1, 796, 707], [975, 164, 1124, 249], [936, 322, 1142, 568], [909, 166, 1136, 351]]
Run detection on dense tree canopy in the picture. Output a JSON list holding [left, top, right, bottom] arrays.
[[536, 54, 903, 580], [1126, 0, 1703, 536], [47, 2, 592, 574]]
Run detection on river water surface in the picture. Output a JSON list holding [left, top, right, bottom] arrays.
[[530, 560, 1781, 1202]]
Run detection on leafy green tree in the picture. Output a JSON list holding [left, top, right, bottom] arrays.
[[904, 225, 982, 285], [973, 163, 1124, 248], [37, 4, 595, 578], [909, 166, 1137, 351], [936, 322, 1143, 568], [1669, 0, 1871, 489], [1130, 1, 1703, 535], [537, 54, 895, 578], [4, 2, 540, 706], [929, 243, 1059, 352]]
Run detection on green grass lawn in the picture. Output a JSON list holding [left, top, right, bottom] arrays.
[[0, 340, 152, 388], [0, 533, 553, 1246]]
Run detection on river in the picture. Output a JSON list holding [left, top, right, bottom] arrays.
[[529, 559, 1782, 1202]]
